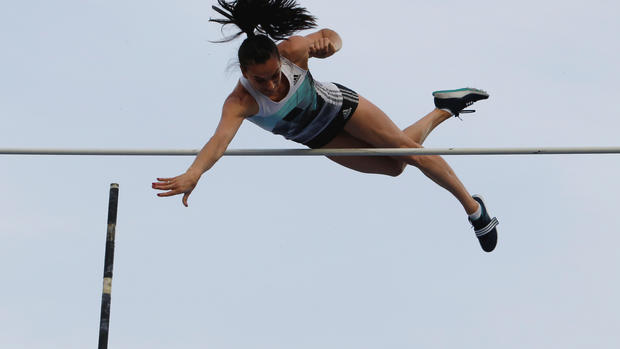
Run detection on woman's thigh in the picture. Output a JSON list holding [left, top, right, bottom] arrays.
[[321, 130, 405, 176], [344, 95, 419, 148]]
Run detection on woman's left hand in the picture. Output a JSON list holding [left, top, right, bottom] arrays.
[[309, 37, 336, 58]]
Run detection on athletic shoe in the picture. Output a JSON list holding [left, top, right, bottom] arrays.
[[469, 194, 499, 252], [432, 88, 489, 117]]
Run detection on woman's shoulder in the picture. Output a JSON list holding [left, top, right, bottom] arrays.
[[225, 81, 259, 117], [278, 36, 309, 70]]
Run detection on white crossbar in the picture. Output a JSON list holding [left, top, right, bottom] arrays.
[[1, 147, 620, 156]]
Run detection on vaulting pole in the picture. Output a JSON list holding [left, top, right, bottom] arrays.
[[98, 183, 119, 349]]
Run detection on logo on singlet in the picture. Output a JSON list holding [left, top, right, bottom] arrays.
[[293, 74, 301, 85], [342, 107, 352, 119]]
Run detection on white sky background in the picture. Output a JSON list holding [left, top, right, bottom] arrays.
[[1, 0, 619, 348]]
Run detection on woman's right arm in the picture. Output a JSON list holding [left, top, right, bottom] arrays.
[[153, 85, 256, 206], [186, 94, 248, 177]]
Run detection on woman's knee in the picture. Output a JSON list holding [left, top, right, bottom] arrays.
[[388, 161, 407, 177], [362, 158, 406, 177], [395, 141, 426, 168]]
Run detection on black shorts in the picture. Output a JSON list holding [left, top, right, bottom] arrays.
[[304, 83, 359, 149]]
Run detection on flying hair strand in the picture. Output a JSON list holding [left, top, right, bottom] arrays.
[[209, 0, 317, 42]]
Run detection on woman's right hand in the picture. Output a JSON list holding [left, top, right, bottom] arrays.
[[152, 170, 201, 207], [152, 80, 248, 207]]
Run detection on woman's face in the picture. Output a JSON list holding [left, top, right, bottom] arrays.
[[242, 55, 282, 97]]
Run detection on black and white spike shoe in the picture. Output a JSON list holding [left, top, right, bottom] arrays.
[[469, 195, 499, 253], [432, 88, 489, 117]]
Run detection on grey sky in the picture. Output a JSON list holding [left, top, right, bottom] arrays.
[[1, 1, 619, 348]]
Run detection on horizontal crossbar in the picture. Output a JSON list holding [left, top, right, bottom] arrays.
[[1, 147, 620, 156]]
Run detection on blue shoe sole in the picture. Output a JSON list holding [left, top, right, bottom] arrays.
[[432, 87, 489, 98]]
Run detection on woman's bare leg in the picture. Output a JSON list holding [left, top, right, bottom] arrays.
[[321, 131, 406, 176], [403, 108, 452, 145], [343, 96, 479, 214], [319, 107, 451, 177]]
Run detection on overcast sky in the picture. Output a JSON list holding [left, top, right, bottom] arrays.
[[1, 1, 619, 348]]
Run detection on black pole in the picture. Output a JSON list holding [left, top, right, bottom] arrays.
[[98, 183, 119, 349]]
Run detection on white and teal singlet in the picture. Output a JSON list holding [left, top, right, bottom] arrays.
[[239, 57, 356, 145]]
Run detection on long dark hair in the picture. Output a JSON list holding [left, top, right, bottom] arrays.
[[210, 0, 317, 68]]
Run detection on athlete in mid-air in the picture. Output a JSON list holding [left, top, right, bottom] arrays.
[[152, 0, 499, 252]]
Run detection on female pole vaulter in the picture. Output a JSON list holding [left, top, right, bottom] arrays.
[[153, 0, 499, 252]]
